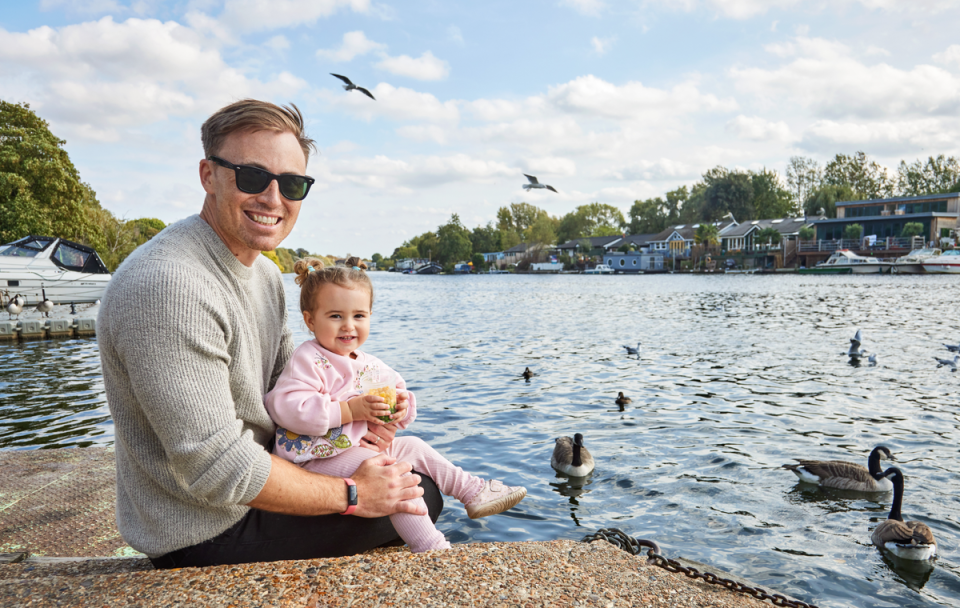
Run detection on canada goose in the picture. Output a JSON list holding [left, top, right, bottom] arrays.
[[847, 329, 864, 360], [615, 392, 632, 406], [522, 174, 558, 193], [622, 342, 640, 355], [934, 355, 959, 371], [522, 367, 535, 380], [36, 288, 53, 317], [782, 445, 895, 492], [551, 433, 595, 477], [871, 467, 937, 561], [5, 294, 24, 320], [330, 73, 376, 100]]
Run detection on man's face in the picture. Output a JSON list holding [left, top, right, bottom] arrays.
[[199, 129, 307, 266]]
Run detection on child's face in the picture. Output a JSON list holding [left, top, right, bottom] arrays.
[[303, 283, 371, 359]]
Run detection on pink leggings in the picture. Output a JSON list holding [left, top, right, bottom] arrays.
[[302, 436, 484, 553]]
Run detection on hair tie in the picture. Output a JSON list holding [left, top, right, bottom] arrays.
[[353, 266, 361, 271], [308, 266, 316, 273]]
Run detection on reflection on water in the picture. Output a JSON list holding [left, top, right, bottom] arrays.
[[3, 273, 960, 606]]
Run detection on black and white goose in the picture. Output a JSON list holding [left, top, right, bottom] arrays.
[[330, 73, 376, 100], [522, 174, 558, 193], [871, 467, 937, 561], [5, 294, 24, 320], [782, 445, 895, 492], [551, 433, 595, 477], [934, 355, 959, 372], [36, 288, 53, 317]]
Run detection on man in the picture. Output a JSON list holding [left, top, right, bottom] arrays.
[[99, 99, 442, 568]]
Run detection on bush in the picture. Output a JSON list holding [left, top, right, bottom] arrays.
[[843, 224, 863, 240], [517, 259, 531, 271], [901, 222, 924, 238], [798, 226, 815, 240]]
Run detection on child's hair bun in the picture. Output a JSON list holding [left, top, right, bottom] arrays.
[[294, 257, 325, 286], [344, 256, 367, 271]]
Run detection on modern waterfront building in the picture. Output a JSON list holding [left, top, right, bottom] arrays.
[[812, 192, 959, 243]]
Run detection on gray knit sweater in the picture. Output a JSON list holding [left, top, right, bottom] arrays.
[[98, 215, 292, 556]]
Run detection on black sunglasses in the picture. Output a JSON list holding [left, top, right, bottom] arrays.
[[208, 156, 315, 201]]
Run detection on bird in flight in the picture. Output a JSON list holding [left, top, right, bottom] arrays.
[[523, 174, 558, 193], [330, 73, 376, 100]]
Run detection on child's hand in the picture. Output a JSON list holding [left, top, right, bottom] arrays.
[[390, 391, 410, 424], [346, 394, 391, 425]]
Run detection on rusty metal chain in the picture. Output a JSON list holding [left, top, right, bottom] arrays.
[[581, 528, 819, 608]]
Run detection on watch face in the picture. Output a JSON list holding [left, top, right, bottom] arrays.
[[347, 483, 358, 506]]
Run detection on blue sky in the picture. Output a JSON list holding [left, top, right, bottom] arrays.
[[3, 0, 960, 257]]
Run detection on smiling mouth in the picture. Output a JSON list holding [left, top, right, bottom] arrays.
[[337, 336, 356, 343], [247, 212, 279, 226]]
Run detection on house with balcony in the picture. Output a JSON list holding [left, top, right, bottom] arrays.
[[556, 235, 624, 258], [647, 220, 739, 258], [719, 217, 814, 269]]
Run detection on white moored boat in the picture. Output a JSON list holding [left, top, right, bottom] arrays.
[[892, 248, 941, 274], [1, 235, 112, 305], [799, 249, 892, 274], [921, 249, 960, 274]]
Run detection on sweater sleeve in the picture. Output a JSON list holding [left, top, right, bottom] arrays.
[[108, 263, 272, 507], [264, 346, 343, 436]]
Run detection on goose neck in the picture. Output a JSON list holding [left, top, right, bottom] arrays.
[[571, 443, 582, 468], [886, 468, 904, 522]]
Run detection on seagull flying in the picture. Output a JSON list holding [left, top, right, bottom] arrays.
[[934, 355, 959, 372], [847, 329, 865, 360], [522, 174, 558, 193], [330, 73, 376, 100]]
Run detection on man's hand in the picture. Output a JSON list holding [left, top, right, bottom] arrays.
[[351, 454, 427, 517], [360, 420, 396, 452]]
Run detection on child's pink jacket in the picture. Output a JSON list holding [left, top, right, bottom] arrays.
[[264, 340, 417, 464]]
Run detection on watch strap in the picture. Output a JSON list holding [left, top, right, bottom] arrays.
[[341, 477, 358, 515]]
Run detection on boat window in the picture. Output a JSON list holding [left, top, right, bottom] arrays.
[[0, 245, 42, 258], [53, 243, 91, 270]]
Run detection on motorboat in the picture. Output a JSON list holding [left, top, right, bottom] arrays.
[[0, 235, 111, 304], [798, 250, 892, 274], [412, 262, 442, 275], [892, 248, 941, 274], [921, 249, 960, 274], [582, 264, 614, 275]]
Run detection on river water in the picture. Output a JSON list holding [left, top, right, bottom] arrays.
[[1, 273, 959, 607]]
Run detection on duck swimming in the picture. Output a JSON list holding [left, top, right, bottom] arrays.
[[615, 392, 632, 406]]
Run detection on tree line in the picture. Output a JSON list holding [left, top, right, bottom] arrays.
[[386, 151, 960, 270]]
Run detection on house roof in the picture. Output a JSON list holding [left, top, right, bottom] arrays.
[[835, 191, 960, 207], [556, 235, 623, 250], [620, 233, 659, 246], [504, 242, 528, 253], [722, 217, 811, 238]]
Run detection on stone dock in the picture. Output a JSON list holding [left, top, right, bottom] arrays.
[[0, 447, 802, 607]]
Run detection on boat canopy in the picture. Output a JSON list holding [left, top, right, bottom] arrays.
[[0, 235, 110, 274]]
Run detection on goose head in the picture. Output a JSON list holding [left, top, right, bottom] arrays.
[[867, 446, 895, 478]]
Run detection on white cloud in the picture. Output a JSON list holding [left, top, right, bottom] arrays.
[[265, 35, 290, 50], [725, 115, 793, 141], [732, 37, 960, 119], [934, 44, 960, 68], [560, 0, 605, 16], [601, 158, 698, 181], [800, 118, 960, 154], [648, 0, 960, 19], [396, 124, 449, 144], [375, 51, 450, 81], [447, 25, 465, 46], [0, 17, 308, 138], [323, 82, 460, 124], [217, 0, 371, 33], [517, 157, 578, 177], [865, 45, 890, 57], [591, 36, 616, 56], [316, 30, 386, 62], [319, 153, 516, 192]]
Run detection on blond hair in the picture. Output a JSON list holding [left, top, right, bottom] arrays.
[[201, 99, 317, 163], [294, 257, 374, 314], [344, 256, 368, 270]]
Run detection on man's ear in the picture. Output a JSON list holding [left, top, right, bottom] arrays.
[[199, 159, 217, 194]]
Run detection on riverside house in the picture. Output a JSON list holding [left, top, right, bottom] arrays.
[[721, 217, 814, 269], [556, 235, 623, 258], [647, 220, 739, 259]]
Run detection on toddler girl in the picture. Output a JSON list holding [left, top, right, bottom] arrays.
[[265, 258, 527, 552]]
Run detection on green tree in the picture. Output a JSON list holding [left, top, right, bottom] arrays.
[[371, 253, 383, 263], [823, 151, 893, 200], [694, 223, 719, 247], [785, 156, 823, 210], [627, 197, 667, 235], [755, 227, 782, 248], [0, 100, 102, 245], [556, 203, 625, 243], [129, 217, 166, 242], [901, 222, 924, 238], [496, 202, 551, 237], [471, 252, 486, 271], [527, 214, 557, 255], [470, 222, 501, 253], [275, 247, 295, 272], [435, 214, 472, 265], [261, 250, 282, 269], [751, 169, 796, 219], [895, 155, 960, 196], [802, 183, 856, 218], [844, 223, 863, 240], [701, 167, 755, 222], [798, 226, 815, 241]]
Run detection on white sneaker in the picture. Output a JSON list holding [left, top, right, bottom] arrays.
[[464, 480, 527, 519]]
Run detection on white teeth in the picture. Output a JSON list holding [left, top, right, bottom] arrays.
[[250, 214, 278, 226]]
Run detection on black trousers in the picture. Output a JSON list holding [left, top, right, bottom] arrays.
[[149, 473, 443, 569]]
